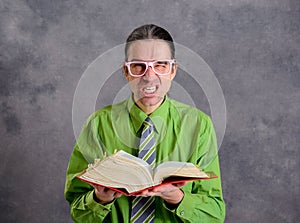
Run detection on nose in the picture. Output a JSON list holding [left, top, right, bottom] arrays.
[[143, 65, 157, 79]]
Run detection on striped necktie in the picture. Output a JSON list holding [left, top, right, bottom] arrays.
[[131, 117, 156, 223]]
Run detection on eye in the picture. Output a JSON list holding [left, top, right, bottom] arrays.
[[129, 62, 147, 75], [132, 63, 146, 70], [155, 61, 168, 66], [154, 61, 169, 70], [132, 63, 143, 68]]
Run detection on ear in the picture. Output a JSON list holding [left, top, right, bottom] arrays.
[[170, 63, 178, 80], [123, 65, 130, 80]]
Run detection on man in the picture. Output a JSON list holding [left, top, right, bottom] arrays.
[[65, 24, 226, 222]]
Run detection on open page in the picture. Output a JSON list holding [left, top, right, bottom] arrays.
[[77, 151, 217, 195], [153, 161, 210, 183], [77, 150, 156, 193]]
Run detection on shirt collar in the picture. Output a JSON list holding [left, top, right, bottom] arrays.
[[127, 95, 170, 134]]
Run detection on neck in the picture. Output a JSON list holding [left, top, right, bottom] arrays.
[[135, 97, 165, 115]]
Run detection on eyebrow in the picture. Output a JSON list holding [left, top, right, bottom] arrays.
[[128, 59, 172, 62], [128, 59, 144, 62]]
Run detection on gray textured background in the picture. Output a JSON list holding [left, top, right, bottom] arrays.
[[0, 0, 299, 222]]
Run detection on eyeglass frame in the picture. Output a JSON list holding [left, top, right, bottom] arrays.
[[124, 59, 176, 77]]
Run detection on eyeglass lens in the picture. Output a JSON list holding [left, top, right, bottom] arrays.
[[129, 61, 171, 76]]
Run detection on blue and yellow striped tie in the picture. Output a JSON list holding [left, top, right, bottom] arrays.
[[131, 117, 156, 223]]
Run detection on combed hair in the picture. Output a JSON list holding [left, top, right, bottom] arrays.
[[125, 24, 175, 60]]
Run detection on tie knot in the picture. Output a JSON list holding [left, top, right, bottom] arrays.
[[144, 117, 153, 127]]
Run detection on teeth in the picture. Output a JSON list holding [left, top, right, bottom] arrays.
[[143, 86, 156, 93]]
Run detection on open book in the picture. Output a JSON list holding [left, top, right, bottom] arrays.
[[77, 150, 217, 195]]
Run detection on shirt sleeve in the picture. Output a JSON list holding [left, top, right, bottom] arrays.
[[163, 115, 226, 223], [64, 115, 114, 223]]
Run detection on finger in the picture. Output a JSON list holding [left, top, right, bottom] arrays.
[[172, 182, 186, 188], [93, 185, 106, 193], [152, 184, 172, 192], [139, 190, 150, 196], [94, 186, 118, 198], [104, 188, 119, 197], [114, 192, 122, 198], [136, 190, 153, 197], [146, 191, 157, 196]]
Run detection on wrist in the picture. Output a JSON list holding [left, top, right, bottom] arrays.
[[93, 190, 114, 205], [164, 189, 184, 208]]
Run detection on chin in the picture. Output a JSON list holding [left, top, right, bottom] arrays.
[[140, 96, 164, 107]]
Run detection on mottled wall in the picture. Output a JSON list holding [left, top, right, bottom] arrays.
[[0, 0, 299, 222]]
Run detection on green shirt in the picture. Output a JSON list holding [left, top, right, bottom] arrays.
[[65, 96, 225, 223]]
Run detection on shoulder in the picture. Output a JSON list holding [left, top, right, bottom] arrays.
[[85, 99, 128, 124], [168, 99, 212, 123]]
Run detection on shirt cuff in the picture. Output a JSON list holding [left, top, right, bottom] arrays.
[[174, 191, 196, 218], [86, 190, 114, 215], [163, 191, 196, 219]]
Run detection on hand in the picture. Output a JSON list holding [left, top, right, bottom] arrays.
[[137, 182, 186, 206], [91, 184, 122, 205]]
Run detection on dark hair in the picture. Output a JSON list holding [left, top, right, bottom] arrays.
[[125, 24, 175, 60]]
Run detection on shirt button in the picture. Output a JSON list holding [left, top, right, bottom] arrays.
[[180, 210, 185, 215]]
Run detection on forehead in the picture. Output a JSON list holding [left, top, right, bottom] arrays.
[[127, 39, 172, 61]]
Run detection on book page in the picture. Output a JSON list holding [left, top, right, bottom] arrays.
[[153, 161, 209, 183], [78, 151, 156, 193]]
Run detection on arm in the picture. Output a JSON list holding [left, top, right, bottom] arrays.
[[64, 145, 115, 223], [171, 116, 226, 222], [149, 115, 226, 222], [64, 115, 120, 222], [141, 156, 225, 223], [171, 156, 226, 223]]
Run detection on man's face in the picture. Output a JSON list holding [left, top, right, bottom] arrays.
[[124, 40, 177, 113]]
